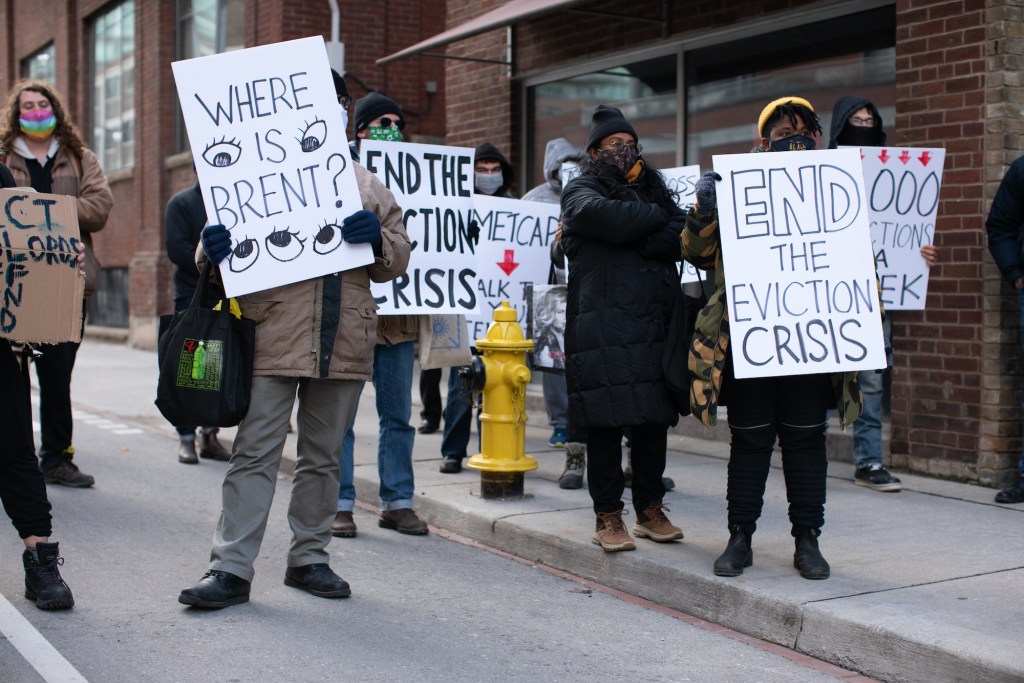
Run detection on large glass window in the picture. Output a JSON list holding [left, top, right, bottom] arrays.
[[22, 44, 56, 84], [90, 1, 135, 172], [175, 0, 246, 152]]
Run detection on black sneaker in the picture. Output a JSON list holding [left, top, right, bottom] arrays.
[[439, 456, 462, 474], [44, 450, 95, 488], [854, 465, 902, 492], [179, 569, 251, 608], [995, 480, 1024, 504], [23, 542, 74, 610]]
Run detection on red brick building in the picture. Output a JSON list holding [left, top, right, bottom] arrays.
[[1, 0, 1019, 490]]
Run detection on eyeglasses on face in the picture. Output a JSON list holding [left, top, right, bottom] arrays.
[[848, 115, 875, 127], [601, 140, 641, 153]]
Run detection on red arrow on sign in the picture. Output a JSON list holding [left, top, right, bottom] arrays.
[[497, 249, 519, 276], [898, 150, 911, 164], [878, 149, 890, 163], [918, 150, 932, 166]]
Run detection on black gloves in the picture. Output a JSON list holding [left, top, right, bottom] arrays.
[[201, 224, 232, 264], [694, 171, 722, 217], [467, 219, 480, 247]]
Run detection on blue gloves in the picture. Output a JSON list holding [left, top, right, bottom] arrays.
[[201, 224, 232, 264], [342, 209, 381, 246], [694, 171, 722, 216]]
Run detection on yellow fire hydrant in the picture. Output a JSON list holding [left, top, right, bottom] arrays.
[[463, 301, 537, 499]]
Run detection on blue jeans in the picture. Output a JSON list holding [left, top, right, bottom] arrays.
[[542, 371, 568, 430], [441, 368, 478, 460], [338, 341, 416, 512], [852, 315, 892, 470]]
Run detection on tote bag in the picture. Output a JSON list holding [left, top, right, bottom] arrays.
[[663, 267, 707, 417], [418, 314, 472, 370], [155, 262, 256, 427]]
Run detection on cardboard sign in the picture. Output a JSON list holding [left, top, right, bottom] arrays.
[[712, 148, 885, 379], [856, 146, 945, 310], [361, 140, 477, 314], [0, 189, 84, 343], [172, 36, 369, 297], [467, 195, 560, 341]]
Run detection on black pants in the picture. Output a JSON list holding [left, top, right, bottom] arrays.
[[587, 424, 667, 514], [725, 371, 831, 536], [33, 339, 81, 471], [419, 368, 442, 425], [1, 341, 52, 538]]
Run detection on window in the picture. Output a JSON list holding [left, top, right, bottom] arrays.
[[175, 0, 245, 152], [90, 1, 135, 172], [22, 44, 56, 84]]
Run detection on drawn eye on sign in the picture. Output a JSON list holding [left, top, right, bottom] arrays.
[[312, 220, 344, 254], [297, 118, 328, 153], [265, 227, 305, 261], [229, 236, 259, 272], [203, 137, 242, 167]]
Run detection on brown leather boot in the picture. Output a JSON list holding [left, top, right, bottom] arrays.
[[199, 428, 231, 461]]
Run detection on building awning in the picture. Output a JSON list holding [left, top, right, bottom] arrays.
[[376, 0, 589, 66]]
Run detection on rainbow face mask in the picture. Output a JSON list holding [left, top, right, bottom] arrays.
[[20, 109, 57, 140]]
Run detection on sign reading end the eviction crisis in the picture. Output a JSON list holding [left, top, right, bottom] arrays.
[[713, 148, 885, 379], [172, 36, 368, 297], [0, 189, 85, 343], [362, 140, 477, 314]]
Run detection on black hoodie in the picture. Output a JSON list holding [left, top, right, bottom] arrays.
[[474, 142, 516, 197], [828, 95, 887, 149]]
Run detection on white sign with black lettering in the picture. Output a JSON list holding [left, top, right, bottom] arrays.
[[661, 165, 701, 283], [856, 146, 944, 310], [466, 195, 560, 341], [713, 148, 885, 379], [172, 35, 367, 297], [361, 140, 477, 314]]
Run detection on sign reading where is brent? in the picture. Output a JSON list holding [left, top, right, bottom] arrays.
[[712, 148, 885, 379], [361, 139, 478, 314], [172, 35, 369, 297]]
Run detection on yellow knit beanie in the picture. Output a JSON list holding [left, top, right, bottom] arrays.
[[757, 97, 814, 137]]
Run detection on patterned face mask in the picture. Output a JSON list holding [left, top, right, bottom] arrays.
[[20, 108, 57, 140], [597, 146, 639, 175], [367, 124, 404, 142]]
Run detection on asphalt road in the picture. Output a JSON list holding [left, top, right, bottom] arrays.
[[0, 393, 860, 682]]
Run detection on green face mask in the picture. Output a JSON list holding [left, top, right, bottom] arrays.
[[367, 125, 403, 142]]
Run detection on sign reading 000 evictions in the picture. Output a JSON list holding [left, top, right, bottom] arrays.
[[467, 195, 560, 341], [172, 36, 367, 298], [361, 140, 477, 314], [661, 165, 702, 284], [713, 148, 885, 379], [857, 146, 945, 310]]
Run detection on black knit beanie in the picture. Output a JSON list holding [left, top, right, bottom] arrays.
[[354, 92, 404, 133], [584, 104, 638, 151]]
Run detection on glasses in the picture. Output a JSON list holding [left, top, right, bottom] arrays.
[[600, 140, 641, 153], [377, 116, 405, 130], [848, 115, 875, 127], [337, 95, 352, 110]]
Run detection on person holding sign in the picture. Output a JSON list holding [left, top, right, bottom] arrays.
[[332, 92, 428, 538], [986, 154, 1024, 504], [560, 105, 686, 552], [683, 97, 868, 580], [178, 144, 412, 607], [829, 96, 938, 493], [0, 80, 113, 489]]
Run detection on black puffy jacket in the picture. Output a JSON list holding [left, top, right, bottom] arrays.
[[560, 170, 684, 429]]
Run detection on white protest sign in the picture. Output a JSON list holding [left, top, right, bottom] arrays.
[[662, 165, 702, 283], [560, 161, 580, 189], [467, 195, 560, 341], [713, 148, 885, 379], [856, 146, 944, 310], [172, 36, 368, 297], [361, 140, 477, 314]]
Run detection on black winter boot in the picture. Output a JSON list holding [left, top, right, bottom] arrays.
[[793, 528, 830, 580], [713, 525, 753, 577], [199, 428, 231, 461], [178, 437, 198, 464], [23, 542, 74, 610]]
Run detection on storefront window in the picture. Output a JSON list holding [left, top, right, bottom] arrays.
[[22, 44, 56, 85], [90, 1, 135, 172]]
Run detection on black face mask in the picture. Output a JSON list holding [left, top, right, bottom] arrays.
[[836, 125, 882, 147], [769, 134, 816, 152]]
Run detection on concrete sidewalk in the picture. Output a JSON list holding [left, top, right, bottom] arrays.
[[71, 339, 1024, 682]]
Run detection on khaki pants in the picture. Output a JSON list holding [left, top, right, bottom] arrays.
[[210, 375, 362, 582]]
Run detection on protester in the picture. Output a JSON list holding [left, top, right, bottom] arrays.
[[178, 79, 412, 608], [683, 97, 866, 579], [560, 105, 686, 552], [163, 173, 231, 465], [438, 142, 517, 474], [985, 153, 1024, 504], [829, 95, 938, 493], [331, 91, 428, 538], [0, 161, 75, 610], [525, 138, 580, 482], [0, 80, 113, 488]]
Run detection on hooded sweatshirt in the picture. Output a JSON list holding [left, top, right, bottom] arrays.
[[828, 95, 887, 149], [474, 142, 516, 197], [522, 138, 579, 205]]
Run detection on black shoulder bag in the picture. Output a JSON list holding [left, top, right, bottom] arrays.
[[662, 264, 707, 417]]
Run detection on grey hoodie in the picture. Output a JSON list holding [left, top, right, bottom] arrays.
[[522, 137, 580, 204]]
